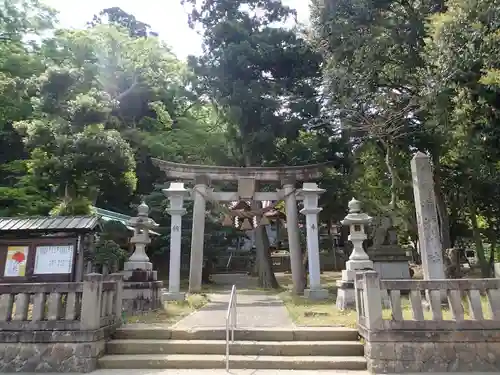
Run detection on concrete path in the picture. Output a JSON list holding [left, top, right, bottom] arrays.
[[172, 274, 294, 329], [11, 371, 500, 375]]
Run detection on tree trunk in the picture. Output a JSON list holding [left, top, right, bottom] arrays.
[[431, 154, 452, 250], [327, 219, 338, 271], [467, 190, 489, 277], [243, 153, 279, 288], [489, 234, 496, 269], [384, 142, 398, 210], [254, 207, 280, 289], [488, 220, 497, 275]]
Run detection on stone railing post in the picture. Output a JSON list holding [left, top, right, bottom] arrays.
[[107, 273, 124, 323], [80, 273, 103, 330], [359, 271, 383, 330]]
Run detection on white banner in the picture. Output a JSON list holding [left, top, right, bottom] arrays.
[[34, 245, 74, 274]]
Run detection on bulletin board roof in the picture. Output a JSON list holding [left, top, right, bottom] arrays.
[[0, 216, 99, 233]]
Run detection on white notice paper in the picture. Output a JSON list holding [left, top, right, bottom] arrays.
[[34, 245, 74, 274]]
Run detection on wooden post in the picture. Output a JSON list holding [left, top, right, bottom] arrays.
[[80, 273, 103, 330], [361, 271, 384, 330]]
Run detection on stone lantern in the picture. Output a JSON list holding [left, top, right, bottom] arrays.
[[123, 201, 159, 281], [336, 198, 374, 310], [341, 198, 373, 264]]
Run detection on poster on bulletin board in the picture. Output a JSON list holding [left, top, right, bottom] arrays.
[[4, 246, 29, 277], [34, 245, 74, 275]]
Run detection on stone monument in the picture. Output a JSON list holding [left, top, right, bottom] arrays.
[[411, 152, 447, 303], [163, 182, 190, 301], [336, 198, 373, 310], [299, 182, 328, 300], [367, 215, 411, 279], [410, 152, 446, 280], [121, 202, 163, 313]]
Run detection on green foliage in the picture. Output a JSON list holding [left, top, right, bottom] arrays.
[[50, 197, 94, 216], [3, 0, 500, 280], [91, 239, 128, 268]]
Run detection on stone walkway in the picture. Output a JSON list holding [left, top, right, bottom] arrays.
[[172, 274, 294, 329]]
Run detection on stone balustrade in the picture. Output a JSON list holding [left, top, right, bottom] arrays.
[[355, 271, 500, 373], [0, 273, 123, 372]]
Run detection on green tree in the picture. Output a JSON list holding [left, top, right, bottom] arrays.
[[183, 0, 323, 290]]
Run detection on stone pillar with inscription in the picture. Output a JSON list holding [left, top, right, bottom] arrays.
[[189, 176, 209, 293], [163, 182, 189, 301], [411, 152, 446, 280], [299, 182, 328, 300], [336, 198, 373, 310]]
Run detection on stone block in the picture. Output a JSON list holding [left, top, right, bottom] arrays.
[[372, 261, 410, 279], [366, 342, 396, 360], [0, 341, 105, 372], [304, 288, 328, 300], [122, 281, 163, 314], [163, 291, 185, 301], [364, 338, 500, 373], [335, 286, 355, 310]]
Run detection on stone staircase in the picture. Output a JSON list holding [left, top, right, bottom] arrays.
[[99, 326, 367, 370]]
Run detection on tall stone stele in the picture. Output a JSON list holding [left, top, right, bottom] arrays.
[[336, 198, 373, 310], [410, 152, 446, 280], [163, 182, 190, 301]]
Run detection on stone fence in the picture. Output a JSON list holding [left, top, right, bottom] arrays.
[[356, 271, 500, 373], [0, 273, 123, 372]]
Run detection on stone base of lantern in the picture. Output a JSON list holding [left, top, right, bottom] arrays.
[[335, 280, 355, 310], [124, 260, 153, 271], [122, 281, 163, 314], [122, 261, 157, 282], [304, 288, 329, 300], [341, 259, 374, 280], [336, 259, 374, 310], [163, 291, 186, 301]]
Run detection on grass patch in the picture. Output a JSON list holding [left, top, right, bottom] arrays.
[[280, 292, 358, 327], [275, 271, 359, 327], [125, 293, 209, 325]]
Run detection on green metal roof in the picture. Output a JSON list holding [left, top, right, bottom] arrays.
[[93, 207, 160, 236]]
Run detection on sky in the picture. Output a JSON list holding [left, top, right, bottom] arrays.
[[41, 0, 311, 60]]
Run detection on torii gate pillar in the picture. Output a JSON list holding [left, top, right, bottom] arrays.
[[189, 175, 210, 293]]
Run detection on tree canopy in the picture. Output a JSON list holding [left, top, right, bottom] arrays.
[[1, 0, 500, 284]]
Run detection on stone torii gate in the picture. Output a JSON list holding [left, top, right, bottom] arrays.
[[154, 159, 329, 299]]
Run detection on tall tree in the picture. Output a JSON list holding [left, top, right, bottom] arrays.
[[423, 0, 500, 275], [89, 7, 158, 38], [310, 0, 452, 249], [183, 0, 322, 289]]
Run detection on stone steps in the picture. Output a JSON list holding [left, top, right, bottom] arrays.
[[99, 354, 367, 370], [100, 327, 366, 370], [107, 339, 364, 356], [113, 326, 360, 341]]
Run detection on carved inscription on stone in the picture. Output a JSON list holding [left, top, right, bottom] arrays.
[[411, 152, 445, 277]]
